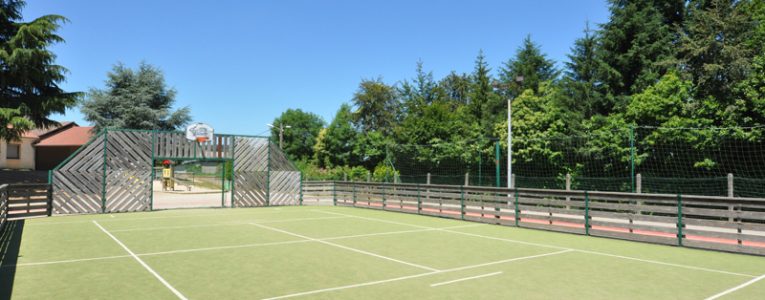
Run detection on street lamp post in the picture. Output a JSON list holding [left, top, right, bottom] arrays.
[[267, 123, 292, 149], [493, 76, 523, 189]]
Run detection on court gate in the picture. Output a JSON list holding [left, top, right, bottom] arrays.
[[50, 129, 301, 214]]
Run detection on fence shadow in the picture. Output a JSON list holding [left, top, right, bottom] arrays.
[[0, 220, 25, 299]]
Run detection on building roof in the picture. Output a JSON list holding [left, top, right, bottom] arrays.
[[21, 122, 75, 139], [35, 126, 94, 147]]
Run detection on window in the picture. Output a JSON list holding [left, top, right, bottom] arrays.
[[6, 144, 20, 159]]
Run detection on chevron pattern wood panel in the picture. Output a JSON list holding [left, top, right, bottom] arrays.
[[233, 137, 269, 207], [52, 131, 298, 214], [52, 133, 105, 214], [270, 171, 300, 205], [105, 131, 152, 212]]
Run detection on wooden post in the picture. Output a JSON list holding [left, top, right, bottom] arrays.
[[636, 173, 643, 215], [426, 173, 431, 203], [367, 172, 371, 182], [636, 173, 642, 193], [727, 173, 734, 198], [344, 173, 348, 182], [728, 173, 735, 222], [465, 173, 469, 186], [511, 174, 516, 189]]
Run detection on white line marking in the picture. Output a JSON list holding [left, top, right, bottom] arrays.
[[93, 221, 188, 300], [5, 224, 479, 268], [111, 222, 247, 232], [263, 250, 571, 300], [430, 271, 503, 287], [313, 209, 758, 278], [704, 273, 765, 300], [2, 255, 133, 267], [249, 222, 440, 272], [27, 209, 298, 226], [109, 216, 350, 233]]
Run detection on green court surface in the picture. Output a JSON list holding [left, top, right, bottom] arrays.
[[2, 206, 764, 299]]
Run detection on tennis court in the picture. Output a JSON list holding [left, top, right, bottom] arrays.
[[1, 206, 764, 299]]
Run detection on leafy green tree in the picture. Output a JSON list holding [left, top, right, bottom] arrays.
[[353, 130, 392, 170], [315, 104, 357, 167], [499, 35, 558, 98], [270, 108, 324, 161], [495, 82, 571, 176], [0, 0, 79, 140], [81, 62, 191, 131], [438, 71, 471, 104], [351, 78, 399, 135]]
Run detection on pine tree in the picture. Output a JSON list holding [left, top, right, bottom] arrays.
[[679, 0, 754, 104], [0, 0, 80, 140], [467, 50, 501, 138], [499, 35, 558, 98], [597, 0, 682, 98], [562, 23, 606, 118]]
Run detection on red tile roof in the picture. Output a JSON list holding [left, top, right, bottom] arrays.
[[35, 126, 94, 147], [21, 122, 74, 138]]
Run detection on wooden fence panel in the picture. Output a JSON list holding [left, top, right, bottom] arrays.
[[303, 181, 765, 256]]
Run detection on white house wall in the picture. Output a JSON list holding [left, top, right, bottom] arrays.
[[0, 137, 35, 170]]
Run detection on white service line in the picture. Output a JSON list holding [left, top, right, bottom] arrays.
[[263, 249, 572, 300], [313, 209, 758, 278], [430, 271, 503, 287], [249, 222, 440, 272], [93, 221, 188, 300], [109, 216, 350, 233], [27, 209, 297, 226], [704, 273, 765, 300], [2, 254, 132, 267], [5, 224, 479, 268]]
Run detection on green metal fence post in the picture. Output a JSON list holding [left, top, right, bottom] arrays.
[[299, 172, 303, 206], [266, 140, 271, 207], [150, 130, 156, 210], [478, 152, 482, 186], [460, 185, 465, 220], [585, 191, 591, 236], [495, 140, 500, 187], [101, 129, 108, 213], [514, 188, 520, 227], [382, 183, 387, 209], [630, 126, 636, 193], [352, 183, 357, 206], [332, 181, 337, 206], [677, 194, 684, 246], [231, 137, 236, 208], [416, 184, 422, 214], [220, 161, 225, 207], [47, 170, 52, 184]]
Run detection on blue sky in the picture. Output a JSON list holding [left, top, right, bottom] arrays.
[[25, 0, 610, 136]]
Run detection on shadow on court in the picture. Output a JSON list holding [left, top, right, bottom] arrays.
[[0, 220, 25, 299]]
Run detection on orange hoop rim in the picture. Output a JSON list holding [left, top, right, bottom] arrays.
[[195, 136, 209, 143]]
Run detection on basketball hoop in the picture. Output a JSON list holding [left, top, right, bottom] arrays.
[[186, 123, 214, 143]]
